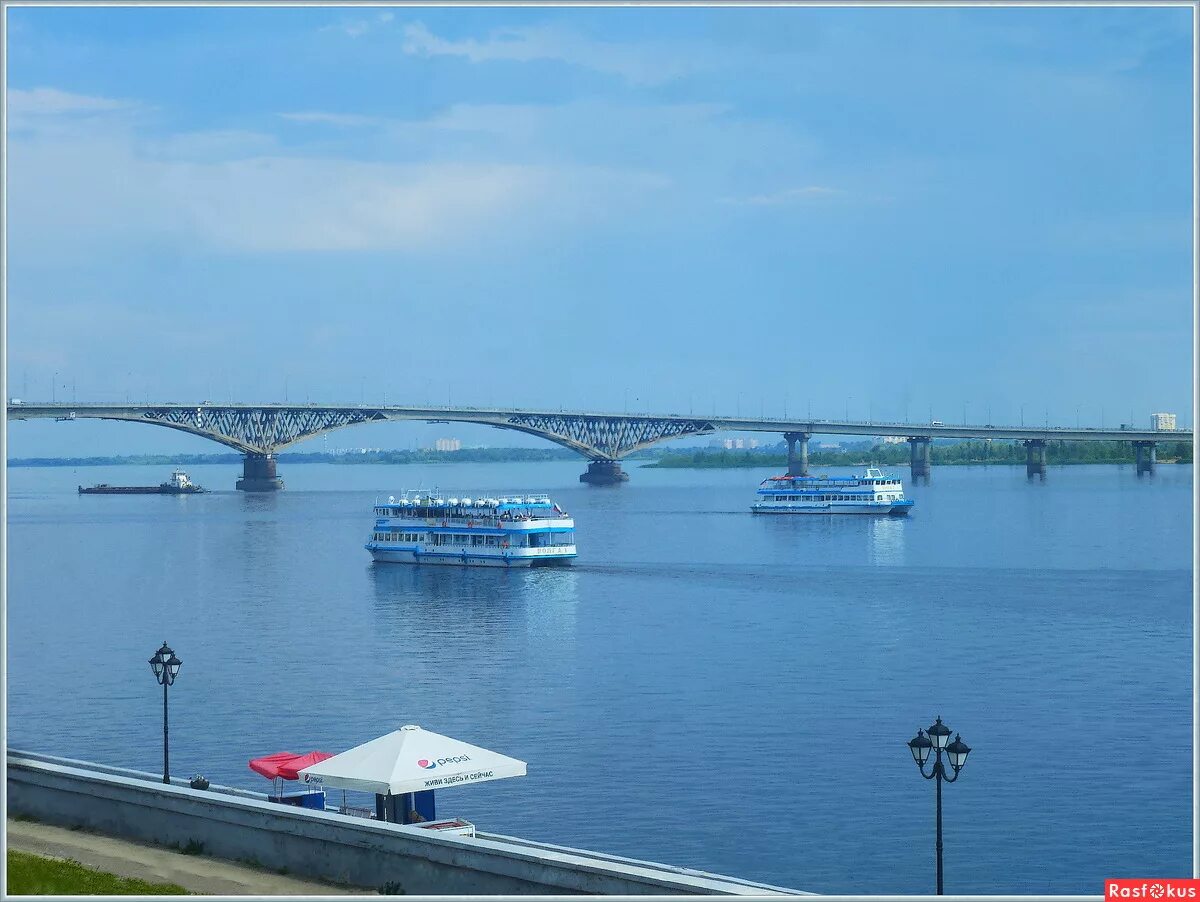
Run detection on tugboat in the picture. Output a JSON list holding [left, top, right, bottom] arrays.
[[79, 470, 206, 495]]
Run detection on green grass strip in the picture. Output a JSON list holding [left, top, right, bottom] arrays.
[[6, 849, 190, 895]]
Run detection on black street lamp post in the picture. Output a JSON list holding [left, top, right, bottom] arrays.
[[907, 716, 971, 895], [148, 642, 182, 784]]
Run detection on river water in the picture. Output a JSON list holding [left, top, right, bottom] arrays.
[[4, 460, 1194, 894]]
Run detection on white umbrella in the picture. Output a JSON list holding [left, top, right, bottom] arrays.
[[298, 724, 527, 796]]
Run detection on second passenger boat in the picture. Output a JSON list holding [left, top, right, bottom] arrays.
[[750, 467, 914, 516], [366, 492, 577, 567]]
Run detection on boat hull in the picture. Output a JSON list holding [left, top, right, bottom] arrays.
[[366, 545, 576, 568], [79, 486, 205, 495], [751, 501, 912, 516]]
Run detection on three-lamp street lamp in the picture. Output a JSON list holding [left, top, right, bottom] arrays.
[[148, 642, 182, 784], [907, 716, 971, 895]]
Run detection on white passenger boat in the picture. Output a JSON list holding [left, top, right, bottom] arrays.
[[365, 492, 576, 567], [750, 467, 914, 516]]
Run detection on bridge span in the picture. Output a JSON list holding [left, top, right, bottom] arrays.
[[7, 401, 1192, 490]]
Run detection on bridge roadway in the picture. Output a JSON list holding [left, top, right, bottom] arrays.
[[8, 401, 1191, 489]]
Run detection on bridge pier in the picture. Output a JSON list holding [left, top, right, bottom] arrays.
[[908, 437, 931, 482], [1133, 441, 1156, 476], [1024, 440, 1047, 480], [579, 459, 629, 486], [785, 432, 810, 477], [236, 453, 284, 492]]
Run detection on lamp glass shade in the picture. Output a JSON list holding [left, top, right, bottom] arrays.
[[149, 657, 164, 680], [908, 732, 932, 766], [946, 735, 971, 770], [928, 718, 952, 749], [165, 654, 182, 683], [156, 643, 173, 663]]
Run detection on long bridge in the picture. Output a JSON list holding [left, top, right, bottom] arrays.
[[7, 401, 1191, 490]]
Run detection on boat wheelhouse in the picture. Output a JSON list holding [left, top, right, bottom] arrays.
[[365, 492, 576, 567], [750, 467, 914, 516]]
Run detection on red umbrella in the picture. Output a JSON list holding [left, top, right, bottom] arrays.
[[249, 751, 300, 780], [277, 751, 334, 782]]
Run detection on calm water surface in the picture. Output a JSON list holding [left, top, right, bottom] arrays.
[[5, 460, 1194, 894]]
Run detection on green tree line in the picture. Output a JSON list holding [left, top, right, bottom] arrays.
[[646, 440, 1193, 469]]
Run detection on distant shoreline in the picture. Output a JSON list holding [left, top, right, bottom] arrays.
[[7, 439, 1192, 469], [645, 458, 1189, 469], [645, 441, 1192, 469]]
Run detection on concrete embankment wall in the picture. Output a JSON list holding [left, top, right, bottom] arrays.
[[7, 751, 804, 896]]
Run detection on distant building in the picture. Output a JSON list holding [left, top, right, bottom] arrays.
[[434, 438, 462, 452], [748, 438, 759, 449], [1151, 413, 1177, 431], [721, 438, 745, 450], [882, 436, 906, 444], [817, 442, 841, 451]]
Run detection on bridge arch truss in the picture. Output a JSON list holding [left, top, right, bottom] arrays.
[[9, 405, 721, 460]]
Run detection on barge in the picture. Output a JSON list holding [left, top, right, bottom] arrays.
[[79, 470, 206, 495]]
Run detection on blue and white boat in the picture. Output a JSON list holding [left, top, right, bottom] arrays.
[[366, 492, 577, 567], [751, 467, 914, 516]]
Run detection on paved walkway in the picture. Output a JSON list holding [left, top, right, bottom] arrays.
[[6, 818, 366, 895]]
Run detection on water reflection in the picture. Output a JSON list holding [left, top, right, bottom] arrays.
[[369, 564, 579, 647], [868, 517, 907, 567], [756, 512, 907, 567], [236, 494, 282, 584]]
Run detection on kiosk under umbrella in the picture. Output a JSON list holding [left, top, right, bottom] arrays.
[[298, 724, 527, 837], [248, 750, 334, 809]]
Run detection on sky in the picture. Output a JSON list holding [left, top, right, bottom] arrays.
[[4, 4, 1195, 457]]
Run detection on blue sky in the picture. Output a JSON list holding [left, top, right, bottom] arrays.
[[5, 5, 1194, 456]]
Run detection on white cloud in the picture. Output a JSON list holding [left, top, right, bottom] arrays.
[[720, 186, 843, 206], [7, 87, 139, 116], [155, 158, 558, 252], [322, 11, 396, 39], [278, 111, 382, 128], [7, 102, 670, 256], [400, 21, 698, 85], [7, 87, 146, 137], [143, 129, 279, 161]]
